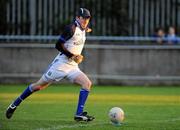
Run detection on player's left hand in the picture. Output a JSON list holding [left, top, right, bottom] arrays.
[[86, 28, 92, 33], [71, 55, 84, 64]]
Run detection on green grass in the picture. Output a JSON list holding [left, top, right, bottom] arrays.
[[0, 84, 180, 130]]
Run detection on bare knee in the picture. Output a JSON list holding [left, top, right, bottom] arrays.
[[83, 80, 92, 91], [30, 80, 50, 92], [73, 73, 92, 91], [30, 84, 43, 92]]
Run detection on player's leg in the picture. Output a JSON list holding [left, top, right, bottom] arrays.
[[13, 77, 51, 106], [6, 67, 66, 119], [6, 77, 51, 119], [74, 73, 92, 115], [69, 71, 94, 121]]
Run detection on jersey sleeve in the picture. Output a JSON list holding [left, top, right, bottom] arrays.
[[58, 24, 75, 43], [55, 24, 76, 58]]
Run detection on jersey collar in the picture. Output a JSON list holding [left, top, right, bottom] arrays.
[[75, 20, 85, 31]]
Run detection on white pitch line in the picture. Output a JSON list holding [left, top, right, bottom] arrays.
[[36, 122, 108, 130], [155, 117, 180, 123]]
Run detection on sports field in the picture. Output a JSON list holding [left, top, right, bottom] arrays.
[[0, 84, 180, 130]]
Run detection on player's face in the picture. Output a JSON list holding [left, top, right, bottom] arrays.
[[78, 17, 90, 29]]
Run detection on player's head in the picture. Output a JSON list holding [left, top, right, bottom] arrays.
[[77, 8, 91, 19], [76, 8, 91, 29]]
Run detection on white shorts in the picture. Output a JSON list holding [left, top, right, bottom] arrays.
[[42, 63, 83, 83]]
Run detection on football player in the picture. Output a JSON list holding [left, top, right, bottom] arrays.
[[6, 8, 94, 122]]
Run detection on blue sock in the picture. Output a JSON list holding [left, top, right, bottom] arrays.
[[13, 85, 33, 106], [76, 88, 89, 115]]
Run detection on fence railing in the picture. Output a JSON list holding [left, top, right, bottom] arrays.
[[0, 35, 180, 45]]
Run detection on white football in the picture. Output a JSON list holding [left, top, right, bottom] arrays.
[[108, 107, 125, 125]]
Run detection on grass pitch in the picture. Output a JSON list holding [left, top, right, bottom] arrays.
[[0, 84, 180, 130]]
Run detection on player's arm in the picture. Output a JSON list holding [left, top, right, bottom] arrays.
[[55, 25, 75, 58], [55, 24, 84, 64], [55, 40, 74, 58]]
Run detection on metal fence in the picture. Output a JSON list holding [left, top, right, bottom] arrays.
[[2, 0, 180, 37], [129, 0, 180, 36]]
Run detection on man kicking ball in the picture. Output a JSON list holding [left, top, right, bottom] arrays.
[[6, 8, 94, 122]]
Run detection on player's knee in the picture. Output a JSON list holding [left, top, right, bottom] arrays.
[[30, 84, 41, 92], [84, 80, 92, 91], [30, 80, 49, 92], [30, 84, 46, 92]]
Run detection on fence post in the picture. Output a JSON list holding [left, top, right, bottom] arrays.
[[29, 0, 36, 35]]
